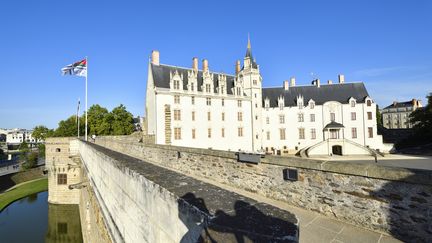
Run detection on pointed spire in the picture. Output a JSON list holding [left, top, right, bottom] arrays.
[[245, 33, 252, 58]]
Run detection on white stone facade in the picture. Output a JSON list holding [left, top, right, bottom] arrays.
[[145, 41, 388, 155]]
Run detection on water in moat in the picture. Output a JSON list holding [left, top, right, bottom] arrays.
[[0, 191, 83, 243]]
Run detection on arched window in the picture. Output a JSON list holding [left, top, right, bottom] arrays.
[[367, 100, 372, 106]]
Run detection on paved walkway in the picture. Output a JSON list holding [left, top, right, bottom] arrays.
[[312, 154, 432, 170]]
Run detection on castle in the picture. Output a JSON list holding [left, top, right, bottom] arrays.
[[145, 38, 388, 156]]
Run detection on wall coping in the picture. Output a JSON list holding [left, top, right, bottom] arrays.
[[94, 136, 432, 186]]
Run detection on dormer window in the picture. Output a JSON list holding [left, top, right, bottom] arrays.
[[191, 83, 194, 91], [309, 100, 315, 109], [205, 84, 211, 93], [297, 95, 304, 109], [264, 98, 270, 110], [350, 99, 356, 107], [278, 97, 284, 110], [174, 80, 180, 90], [367, 100, 372, 106]]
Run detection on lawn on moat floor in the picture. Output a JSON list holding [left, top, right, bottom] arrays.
[[0, 178, 48, 211]]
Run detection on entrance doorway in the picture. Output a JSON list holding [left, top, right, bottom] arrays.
[[332, 145, 342, 155]]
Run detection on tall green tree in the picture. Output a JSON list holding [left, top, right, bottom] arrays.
[[53, 115, 85, 137], [32, 125, 53, 140], [111, 104, 135, 135], [376, 105, 383, 126], [87, 104, 110, 135]]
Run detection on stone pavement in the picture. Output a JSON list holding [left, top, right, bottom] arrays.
[[178, 167, 404, 243]]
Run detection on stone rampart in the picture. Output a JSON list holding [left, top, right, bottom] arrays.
[[94, 135, 432, 242], [79, 140, 298, 242]]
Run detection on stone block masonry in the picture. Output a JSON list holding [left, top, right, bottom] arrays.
[[94, 135, 432, 243], [79, 141, 298, 242]]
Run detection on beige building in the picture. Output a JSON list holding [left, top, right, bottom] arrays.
[[381, 99, 422, 129]]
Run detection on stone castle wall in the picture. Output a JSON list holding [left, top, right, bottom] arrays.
[[94, 135, 432, 242]]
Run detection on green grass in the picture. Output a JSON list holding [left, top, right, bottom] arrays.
[[0, 178, 48, 211]]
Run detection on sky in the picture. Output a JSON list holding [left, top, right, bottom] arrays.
[[0, 0, 431, 129]]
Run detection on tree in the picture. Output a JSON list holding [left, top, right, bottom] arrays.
[[111, 104, 135, 135], [87, 105, 110, 135], [19, 141, 30, 153], [397, 93, 432, 149], [32, 125, 52, 140], [53, 115, 85, 137], [376, 105, 383, 127], [38, 144, 46, 158], [22, 152, 38, 169]]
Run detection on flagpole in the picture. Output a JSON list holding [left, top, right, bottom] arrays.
[[78, 98, 80, 138], [85, 56, 88, 141]]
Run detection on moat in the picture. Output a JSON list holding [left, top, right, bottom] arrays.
[[0, 191, 83, 243]]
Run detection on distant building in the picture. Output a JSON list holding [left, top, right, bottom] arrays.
[[145, 39, 389, 155], [381, 99, 422, 129], [6, 129, 42, 145]]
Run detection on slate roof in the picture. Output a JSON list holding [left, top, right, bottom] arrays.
[[324, 121, 345, 130], [383, 101, 415, 109], [151, 63, 237, 95], [262, 83, 370, 107]]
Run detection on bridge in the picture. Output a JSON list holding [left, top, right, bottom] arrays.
[[45, 136, 432, 242]]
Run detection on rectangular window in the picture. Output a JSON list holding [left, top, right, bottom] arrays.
[[174, 110, 181, 121], [174, 95, 180, 104], [330, 113, 335, 121], [298, 113, 304, 122], [352, 128, 357, 139], [222, 112, 225, 121], [207, 112, 211, 121], [191, 96, 195, 105], [310, 102, 315, 109], [174, 128, 181, 140], [299, 128, 305, 139], [310, 114, 315, 122], [221, 128, 225, 138], [351, 100, 356, 107], [253, 79, 257, 85], [311, 128, 316, 139], [367, 112, 372, 120], [279, 128, 286, 140], [57, 174, 67, 185], [206, 98, 211, 106], [238, 112, 243, 121], [205, 84, 211, 93], [238, 127, 243, 137], [351, 112, 356, 121], [222, 99, 225, 106], [368, 127, 373, 138], [191, 84, 194, 91], [208, 128, 212, 138], [192, 129, 196, 139], [173, 80, 180, 89], [266, 131, 270, 140], [266, 117, 269, 124], [279, 115, 285, 124], [192, 111, 195, 121], [237, 100, 242, 107]]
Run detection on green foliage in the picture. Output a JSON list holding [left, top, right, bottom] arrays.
[[396, 93, 432, 149], [53, 115, 85, 137], [22, 152, 38, 170], [111, 104, 135, 135], [32, 125, 53, 140], [0, 148, 6, 160], [53, 104, 135, 137], [376, 105, 383, 126], [19, 142, 29, 153], [38, 144, 45, 158]]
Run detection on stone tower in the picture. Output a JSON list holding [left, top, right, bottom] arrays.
[[237, 36, 263, 151]]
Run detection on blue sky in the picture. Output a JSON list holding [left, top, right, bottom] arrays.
[[0, 0, 431, 129]]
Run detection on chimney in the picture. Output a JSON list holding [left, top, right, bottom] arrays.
[[328, 80, 333, 84], [316, 79, 321, 88], [192, 57, 198, 71], [235, 60, 241, 74], [393, 101, 398, 107], [338, 74, 345, 84], [290, 77, 296, 87], [151, 50, 160, 65], [284, 80, 289, 90], [202, 59, 209, 72], [412, 99, 417, 108]]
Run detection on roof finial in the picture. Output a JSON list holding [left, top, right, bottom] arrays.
[[247, 33, 251, 49]]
